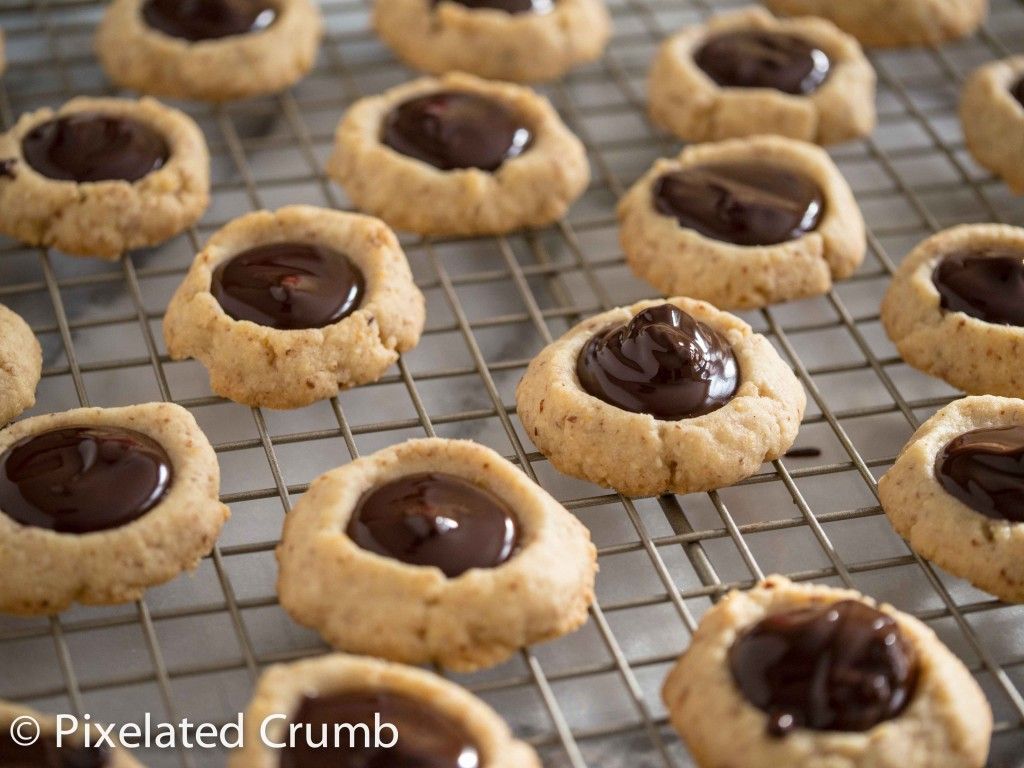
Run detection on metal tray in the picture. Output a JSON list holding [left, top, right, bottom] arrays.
[[0, 0, 1022, 765]]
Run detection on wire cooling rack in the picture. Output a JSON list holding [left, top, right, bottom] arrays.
[[1, 0, 1023, 766]]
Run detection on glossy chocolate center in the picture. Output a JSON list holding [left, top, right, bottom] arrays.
[[936, 426, 1024, 523], [347, 472, 519, 577], [653, 163, 824, 247], [21, 113, 169, 183], [280, 690, 480, 768], [142, 0, 276, 41], [1011, 75, 1024, 108], [211, 242, 365, 330], [432, 0, 553, 12], [0, 729, 109, 768], [382, 91, 532, 172], [932, 249, 1024, 327], [729, 600, 918, 736], [0, 427, 173, 534], [695, 30, 830, 95], [576, 303, 740, 420]]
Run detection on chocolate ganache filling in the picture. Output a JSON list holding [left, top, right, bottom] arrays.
[[936, 425, 1024, 523], [0, 727, 110, 768], [211, 242, 365, 330], [694, 30, 830, 95], [347, 472, 519, 577], [382, 91, 532, 172], [729, 600, 919, 736], [1011, 75, 1024, 108], [932, 249, 1024, 327], [142, 0, 277, 41], [576, 303, 740, 420], [279, 691, 480, 768], [21, 113, 169, 183], [653, 162, 824, 246], [0, 427, 173, 534], [431, 0, 553, 12]]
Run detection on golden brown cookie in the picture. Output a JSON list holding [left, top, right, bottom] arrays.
[[648, 6, 876, 145], [229, 654, 540, 768], [0, 304, 42, 426], [881, 224, 1024, 397], [0, 403, 229, 615], [663, 576, 992, 768], [961, 55, 1024, 194], [0, 96, 209, 259], [372, 0, 611, 83], [327, 72, 589, 236], [879, 396, 1024, 603], [164, 205, 425, 409], [618, 135, 866, 309], [764, 0, 988, 48], [277, 438, 596, 671], [516, 298, 806, 497], [96, 0, 323, 102]]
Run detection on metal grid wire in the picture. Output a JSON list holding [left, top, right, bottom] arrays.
[[1, 0, 1023, 765]]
